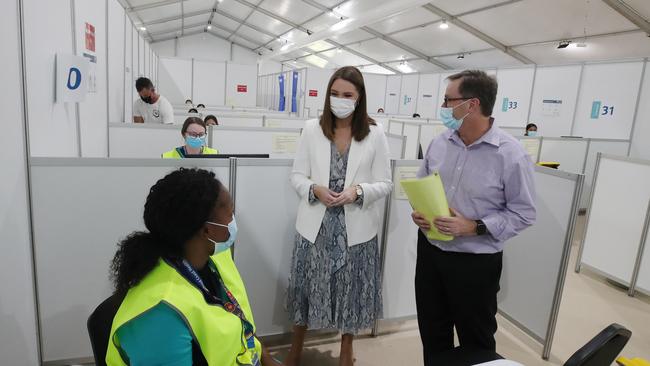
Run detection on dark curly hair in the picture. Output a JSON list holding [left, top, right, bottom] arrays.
[[110, 168, 223, 294]]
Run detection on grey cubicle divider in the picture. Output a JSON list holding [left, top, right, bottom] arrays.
[[385, 133, 407, 160], [231, 159, 298, 336], [580, 139, 631, 209], [109, 122, 181, 158], [577, 154, 650, 296], [209, 126, 301, 158], [538, 137, 589, 174], [29, 158, 230, 364], [378, 162, 583, 360]]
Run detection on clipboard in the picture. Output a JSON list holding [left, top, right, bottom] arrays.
[[400, 172, 454, 241]]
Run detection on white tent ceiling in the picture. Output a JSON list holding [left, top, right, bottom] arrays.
[[122, 0, 650, 74]]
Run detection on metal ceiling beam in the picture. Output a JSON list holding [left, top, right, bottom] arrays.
[[326, 39, 402, 74], [150, 25, 256, 52], [208, 27, 265, 49], [206, 31, 256, 51], [152, 28, 204, 43], [147, 21, 205, 37], [225, 0, 264, 42], [141, 9, 211, 27], [127, 0, 183, 12], [233, 0, 311, 34], [422, 3, 534, 64], [360, 26, 451, 70], [602, 0, 650, 35], [212, 7, 280, 40]]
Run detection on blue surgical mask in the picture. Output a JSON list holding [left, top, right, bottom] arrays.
[[440, 99, 470, 130], [185, 135, 205, 149], [206, 216, 237, 255], [527, 131, 537, 137]]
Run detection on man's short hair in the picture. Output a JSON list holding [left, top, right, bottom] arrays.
[[447, 70, 498, 117], [135, 77, 154, 92]]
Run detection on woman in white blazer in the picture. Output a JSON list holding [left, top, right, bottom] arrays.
[[285, 66, 392, 366]]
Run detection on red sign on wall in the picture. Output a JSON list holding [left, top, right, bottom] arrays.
[[85, 23, 96, 52], [237, 84, 248, 93], [309, 89, 318, 97]]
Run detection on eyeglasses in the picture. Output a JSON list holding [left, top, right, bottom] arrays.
[[443, 96, 473, 106], [186, 132, 206, 138]]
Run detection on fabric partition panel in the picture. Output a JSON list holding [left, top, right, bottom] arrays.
[[630, 61, 650, 160], [402, 123, 422, 159], [233, 160, 298, 336], [572, 61, 644, 139], [493, 67, 535, 128], [264, 118, 308, 129], [399, 74, 419, 116], [225, 63, 256, 107], [210, 126, 301, 158], [528, 65, 581, 137], [386, 134, 406, 159], [498, 166, 582, 356], [417, 73, 440, 119], [109, 123, 182, 158], [364, 73, 388, 113], [29, 158, 230, 363], [419, 123, 447, 151], [385, 75, 401, 115], [108, 0, 125, 123], [123, 21, 133, 124], [278, 74, 285, 111], [215, 116, 264, 128], [580, 140, 631, 209], [579, 155, 650, 286], [158, 58, 193, 105], [193, 60, 226, 106], [291, 71, 298, 113], [538, 138, 589, 174]]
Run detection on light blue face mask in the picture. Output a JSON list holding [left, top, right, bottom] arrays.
[[206, 216, 237, 255], [440, 99, 471, 130], [527, 131, 538, 137], [185, 135, 206, 149]]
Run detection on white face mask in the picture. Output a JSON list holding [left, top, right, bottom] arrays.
[[330, 96, 356, 119]]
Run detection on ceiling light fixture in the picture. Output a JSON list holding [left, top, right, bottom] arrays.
[[139, 26, 146, 31], [331, 18, 353, 31], [281, 42, 292, 51], [337, 48, 342, 54], [557, 40, 571, 49], [457, 53, 465, 59], [206, 22, 212, 30], [439, 20, 449, 29]]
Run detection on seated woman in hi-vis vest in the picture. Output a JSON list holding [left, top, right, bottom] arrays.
[[106, 168, 281, 366], [162, 117, 219, 158]]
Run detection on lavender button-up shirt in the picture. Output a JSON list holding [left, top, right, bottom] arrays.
[[417, 124, 536, 254]]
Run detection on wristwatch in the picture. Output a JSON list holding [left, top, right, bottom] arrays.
[[475, 220, 487, 236], [355, 185, 363, 197]]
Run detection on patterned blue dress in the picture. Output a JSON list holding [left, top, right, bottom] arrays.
[[286, 143, 382, 335]]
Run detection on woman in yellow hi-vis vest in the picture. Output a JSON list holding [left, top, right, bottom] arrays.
[[162, 117, 219, 158], [106, 168, 282, 366]]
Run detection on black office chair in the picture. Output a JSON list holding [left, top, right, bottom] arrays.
[[87, 292, 125, 366], [564, 323, 632, 366]]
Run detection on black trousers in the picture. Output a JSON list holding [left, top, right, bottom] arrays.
[[415, 229, 503, 365]]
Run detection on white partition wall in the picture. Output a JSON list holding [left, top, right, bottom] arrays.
[[109, 123, 182, 158], [108, 0, 125, 123], [29, 158, 230, 363], [493, 67, 535, 128], [528, 65, 581, 137], [386, 134, 407, 159], [385, 75, 401, 115], [226, 63, 257, 107], [630, 61, 650, 160], [193, 60, 226, 106], [211, 126, 301, 158], [572, 61, 644, 139], [580, 140, 631, 208], [159, 58, 193, 105], [416, 73, 440, 119], [402, 122, 423, 159], [304, 68, 333, 117], [399, 74, 419, 116], [124, 21, 133, 124], [233, 159, 298, 336], [365, 73, 388, 113], [538, 138, 589, 174], [579, 155, 650, 287]]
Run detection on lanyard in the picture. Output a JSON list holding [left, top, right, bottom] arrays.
[[177, 259, 257, 351]]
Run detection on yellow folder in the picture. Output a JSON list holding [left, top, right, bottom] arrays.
[[400, 172, 454, 241]]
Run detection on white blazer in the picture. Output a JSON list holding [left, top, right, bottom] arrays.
[[290, 119, 393, 246]]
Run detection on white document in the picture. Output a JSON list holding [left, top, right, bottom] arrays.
[[393, 166, 420, 200]]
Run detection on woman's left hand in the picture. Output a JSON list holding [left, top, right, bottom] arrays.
[[330, 186, 358, 206]]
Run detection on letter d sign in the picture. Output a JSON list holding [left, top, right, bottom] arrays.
[[67, 67, 82, 90], [56, 54, 88, 102]]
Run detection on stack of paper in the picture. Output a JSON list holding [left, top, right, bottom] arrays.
[[400, 173, 454, 241]]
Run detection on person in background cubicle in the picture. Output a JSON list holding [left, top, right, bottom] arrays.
[[162, 117, 219, 159], [204, 115, 219, 126], [106, 168, 283, 366], [189, 108, 199, 114], [411, 70, 536, 365], [285, 66, 392, 366], [133, 77, 174, 124], [185, 99, 193, 106], [197, 103, 206, 109], [525, 123, 538, 137], [377, 107, 385, 113], [413, 113, 421, 118]]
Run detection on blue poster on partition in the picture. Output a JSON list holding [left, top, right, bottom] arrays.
[[291, 71, 298, 113], [278, 74, 285, 111]]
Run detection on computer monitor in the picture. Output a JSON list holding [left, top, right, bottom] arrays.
[[184, 154, 270, 159]]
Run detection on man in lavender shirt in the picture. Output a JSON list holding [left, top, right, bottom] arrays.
[[411, 70, 536, 364]]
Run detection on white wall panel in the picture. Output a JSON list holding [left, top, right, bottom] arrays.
[[630, 61, 650, 160], [24, 0, 79, 157], [493, 67, 535, 128], [151, 38, 175, 57], [398, 74, 419, 116], [124, 20, 133, 123], [138, 34, 145, 76], [416, 73, 439, 119], [385, 75, 401, 115], [75, 0, 108, 157], [0, 0, 40, 362], [226, 63, 257, 107], [178, 32, 231, 61], [132, 24, 138, 77], [108, 0, 125, 123], [528, 65, 581, 137], [364, 73, 387, 114], [158, 57, 193, 105], [193, 60, 226, 106], [573, 61, 644, 139], [304, 68, 333, 117]]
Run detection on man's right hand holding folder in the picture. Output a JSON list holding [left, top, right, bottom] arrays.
[[411, 208, 478, 238]]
